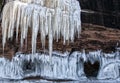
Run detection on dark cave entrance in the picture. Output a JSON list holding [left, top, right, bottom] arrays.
[[23, 60, 35, 72], [84, 61, 100, 78]]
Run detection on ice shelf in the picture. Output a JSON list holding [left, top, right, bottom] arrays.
[[0, 50, 120, 80]]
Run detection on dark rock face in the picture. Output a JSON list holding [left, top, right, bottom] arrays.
[[78, 0, 120, 29]]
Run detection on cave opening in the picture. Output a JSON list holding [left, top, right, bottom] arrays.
[[23, 60, 35, 72], [84, 61, 100, 78]]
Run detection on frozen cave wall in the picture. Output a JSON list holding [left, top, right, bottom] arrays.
[[0, 52, 86, 80], [0, 50, 120, 80]]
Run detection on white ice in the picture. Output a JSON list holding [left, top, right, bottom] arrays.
[[0, 51, 87, 80], [0, 50, 120, 80], [2, 0, 120, 81], [2, 0, 81, 57]]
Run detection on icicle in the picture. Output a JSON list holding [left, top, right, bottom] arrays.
[[63, 13, 66, 44], [11, 1, 19, 40], [2, 0, 81, 57], [20, 5, 25, 49], [44, 8, 48, 37], [48, 11, 53, 59], [40, 8, 46, 49], [2, 19, 8, 52], [2, 1, 12, 52], [16, 4, 21, 41], [32, 10, 39, 54]]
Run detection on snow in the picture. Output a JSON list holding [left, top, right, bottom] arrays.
[[2, 0, 81, 56]]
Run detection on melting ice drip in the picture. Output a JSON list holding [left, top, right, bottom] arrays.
[[2, 0, 81, 56]]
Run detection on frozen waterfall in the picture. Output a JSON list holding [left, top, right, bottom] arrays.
[[0, 51, 86, 80], [2, 0, 81, 56], [0, 50, 120, 80], [1, 0, 120, 81]]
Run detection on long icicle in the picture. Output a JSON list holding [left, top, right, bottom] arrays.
[[32, 9, 39, 54], [48, 11, 53, 59], [2, 0, 81, 58]]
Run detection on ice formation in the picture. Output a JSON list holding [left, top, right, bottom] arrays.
[[0, 50, 120, 80], [2, 0, 120, 81], [2, 0, 81, 56], [0, 51, 86, 80]]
